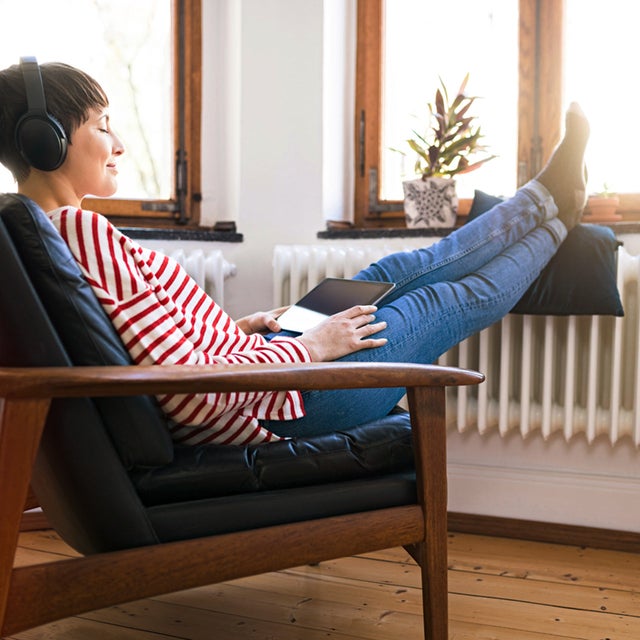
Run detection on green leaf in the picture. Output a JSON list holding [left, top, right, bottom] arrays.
[[396, 73, 495, 179]]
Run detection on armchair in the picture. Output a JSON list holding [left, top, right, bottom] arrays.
[[0, 193, 483, 639]]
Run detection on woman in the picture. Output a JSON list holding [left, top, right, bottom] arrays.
[[0, 60, 590, 445]]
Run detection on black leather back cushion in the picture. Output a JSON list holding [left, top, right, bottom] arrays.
[[0, 193, 173, 468], [0, 211, 161, 552]]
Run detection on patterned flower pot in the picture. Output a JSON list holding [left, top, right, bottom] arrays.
[[402, 176, 458, 228]]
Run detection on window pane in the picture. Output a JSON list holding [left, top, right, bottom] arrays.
[[0, 0, 172, 200], [380, 0, 518, 200], [564, 2, 640, 194]]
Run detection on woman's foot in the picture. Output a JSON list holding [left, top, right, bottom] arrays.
[[536, 102, 590, 230]]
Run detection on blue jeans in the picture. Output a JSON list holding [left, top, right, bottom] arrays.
[[263, 180, 567, 437]]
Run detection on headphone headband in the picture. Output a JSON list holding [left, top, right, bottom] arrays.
[[15, 55, 68, 171], [19, 57, 47, 113]]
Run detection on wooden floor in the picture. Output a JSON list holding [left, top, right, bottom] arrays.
[[10, 528, 640, 639]]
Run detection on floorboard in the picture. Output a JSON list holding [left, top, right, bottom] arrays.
[[9, 530, 640, 639]]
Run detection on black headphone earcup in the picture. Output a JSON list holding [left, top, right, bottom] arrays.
[[15, 112, 68, 171]]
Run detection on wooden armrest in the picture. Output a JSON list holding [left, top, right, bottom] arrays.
[[0, 361, 483, 399]]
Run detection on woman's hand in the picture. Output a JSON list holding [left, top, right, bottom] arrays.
[[297, 305, 387, 361], [235, 306, 290, 335]]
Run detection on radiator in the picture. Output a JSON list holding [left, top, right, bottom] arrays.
[[273, 242, 640, 446], [151, 246, 237, 307]]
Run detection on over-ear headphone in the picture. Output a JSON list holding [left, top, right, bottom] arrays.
[[15, 56, 68, 171]]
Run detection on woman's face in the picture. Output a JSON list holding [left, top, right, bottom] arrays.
[[60, 107, 124, 200]]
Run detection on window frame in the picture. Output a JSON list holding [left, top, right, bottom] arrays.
[[354, 0, 638, 229], [85, 0, 202, 228]]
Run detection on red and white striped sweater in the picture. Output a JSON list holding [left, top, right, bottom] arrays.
[[48, 206, 311, 446]]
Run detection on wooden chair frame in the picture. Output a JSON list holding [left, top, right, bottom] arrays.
[[0, 361, 483, 640]]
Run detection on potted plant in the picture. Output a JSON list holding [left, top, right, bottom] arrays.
[[395, 73, 496, 228], [585, 183, 621, 222]]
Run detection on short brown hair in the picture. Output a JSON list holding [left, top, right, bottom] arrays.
[[0, 62, 109, 182]]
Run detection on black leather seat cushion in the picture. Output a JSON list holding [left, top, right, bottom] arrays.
[[146, 472, 417, 540], [132, 410, 413, 505]]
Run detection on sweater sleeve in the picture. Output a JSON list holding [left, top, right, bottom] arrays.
[[51, 207, 311, 431]]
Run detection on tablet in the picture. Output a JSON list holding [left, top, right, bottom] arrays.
[[277, 277, 395, 333]]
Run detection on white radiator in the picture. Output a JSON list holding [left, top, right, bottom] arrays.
[[150, 246, 236, 307], [273, 242, 640, 446]]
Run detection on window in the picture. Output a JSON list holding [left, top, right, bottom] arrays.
[[0, 0, 201, 227], [563, 0, 640, 211], [378, 0, 519, 203], [355, 0, 639, 228]]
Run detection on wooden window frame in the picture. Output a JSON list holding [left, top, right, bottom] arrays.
[[85, 0, 202, 228], [355, 0, 639, 228]]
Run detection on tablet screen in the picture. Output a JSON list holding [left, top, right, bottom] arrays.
[[296, 278, 395, 315], [276, 278, 395, 333]]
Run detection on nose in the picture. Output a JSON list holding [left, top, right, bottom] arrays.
[[112, 131, 125, 156]]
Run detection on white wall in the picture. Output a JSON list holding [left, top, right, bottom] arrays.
[[199, 0, 354, 318], [448, 420, 640, 532]]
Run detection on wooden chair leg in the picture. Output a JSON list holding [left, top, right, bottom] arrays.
[[406, 385, 449, 640], [0, 398, 50, 633]]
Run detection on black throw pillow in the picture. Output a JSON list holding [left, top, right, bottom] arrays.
[[467, 190, 624, 316]]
